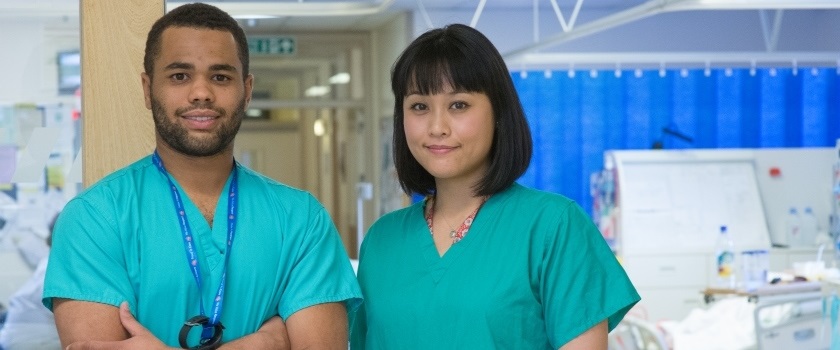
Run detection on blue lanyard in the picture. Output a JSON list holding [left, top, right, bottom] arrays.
[[152, 151, 238, 341]]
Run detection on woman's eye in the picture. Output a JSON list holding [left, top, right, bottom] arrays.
[[409, 103, 427, 111], [451, 101, 468, 109]]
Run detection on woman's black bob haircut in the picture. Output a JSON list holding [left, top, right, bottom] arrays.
[[391, 23, 533, 197]]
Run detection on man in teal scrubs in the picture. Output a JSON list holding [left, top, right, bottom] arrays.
[[43, 3, 361, 349]]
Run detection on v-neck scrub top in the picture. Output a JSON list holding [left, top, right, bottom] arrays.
[[43, 155, 362, 346], [351, 183, 639, 349]]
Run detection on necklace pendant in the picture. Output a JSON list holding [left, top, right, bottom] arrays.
[[449, 229, 456, 238]]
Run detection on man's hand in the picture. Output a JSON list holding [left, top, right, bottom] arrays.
[[66, 302, 174, 350]]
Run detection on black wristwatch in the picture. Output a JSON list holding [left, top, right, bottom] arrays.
[[178, 315, 224, 350]]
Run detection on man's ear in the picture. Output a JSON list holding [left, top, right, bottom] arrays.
[[244, 73, 254, 107], [141, 72, 152, 110]]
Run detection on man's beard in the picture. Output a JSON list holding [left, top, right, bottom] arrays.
[[151, 95, 245, 157]]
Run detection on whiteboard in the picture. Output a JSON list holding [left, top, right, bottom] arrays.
[[618, 159, 770, 255]]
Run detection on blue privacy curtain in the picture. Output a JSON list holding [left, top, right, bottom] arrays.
[[512, 67, 840, 215]]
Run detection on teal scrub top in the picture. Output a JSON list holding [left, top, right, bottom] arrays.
[[351, 183, 639, 349], [44, 155, 361, 346]]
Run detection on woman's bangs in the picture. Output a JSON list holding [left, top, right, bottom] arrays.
[[405, 50, 485, 95]]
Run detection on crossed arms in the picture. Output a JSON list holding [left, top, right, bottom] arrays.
[[53, 299, 348, 350]]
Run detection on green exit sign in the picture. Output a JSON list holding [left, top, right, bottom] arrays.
[[248, 36, 296, 55]]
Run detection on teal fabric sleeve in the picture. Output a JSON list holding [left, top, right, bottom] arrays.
[[277, 194, 362, 320], [43, 193, 134, 311]]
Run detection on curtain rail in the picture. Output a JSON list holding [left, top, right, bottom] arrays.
[[506, 51, 840, 70]]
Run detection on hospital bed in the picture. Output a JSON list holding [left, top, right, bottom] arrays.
[[753, 291, 829, 350], [610, 285, 830, 350]]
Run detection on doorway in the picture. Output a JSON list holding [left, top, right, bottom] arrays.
[[233, 32, 371, 257]]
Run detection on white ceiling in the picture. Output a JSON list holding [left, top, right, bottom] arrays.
[[6, 0, 840, 73], [194, 0, 650, 31], [0, 0, 657, 62], [0, 0, 648, 31], [8, 0, 838, 55]]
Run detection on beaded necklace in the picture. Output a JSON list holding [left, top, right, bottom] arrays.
[[425, 195, 489, 243]]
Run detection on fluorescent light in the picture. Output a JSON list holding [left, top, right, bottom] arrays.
[[246, 108, 262, 118], [313, 119, 326, 136], [305, 85, 331, 97], [329, 73, 351, 84]]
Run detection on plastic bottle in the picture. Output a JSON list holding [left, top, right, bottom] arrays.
[[714, 225, 737, 289], [786, 207, 803, 247], [800, 206, 819, 247]]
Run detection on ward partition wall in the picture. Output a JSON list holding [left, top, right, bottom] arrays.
[[80, 0, 162, 186], [511, 67, 840, 215]]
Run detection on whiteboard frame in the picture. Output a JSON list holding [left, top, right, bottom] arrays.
[[607, 149, 772, 256]]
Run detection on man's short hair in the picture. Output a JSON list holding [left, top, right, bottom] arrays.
[[143, 3, 249, 79]]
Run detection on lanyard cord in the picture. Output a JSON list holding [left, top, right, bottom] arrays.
[[152, 151, 238, 342]]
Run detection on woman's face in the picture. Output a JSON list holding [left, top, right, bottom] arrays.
[[402, 84, 495, 186]]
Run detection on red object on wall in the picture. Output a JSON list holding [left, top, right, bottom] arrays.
[[769, 167, 781, 178], [72, 87, 81, 120]]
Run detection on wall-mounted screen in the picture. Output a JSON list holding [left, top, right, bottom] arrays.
[[57, 51, 80, 95]]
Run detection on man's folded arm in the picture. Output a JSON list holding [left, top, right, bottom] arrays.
[[54, 298, 292, 350], [53, 298, 129, 347], [219, 315, 290, 349], [285, 302, 348, 350]]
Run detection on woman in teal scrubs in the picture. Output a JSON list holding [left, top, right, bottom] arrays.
[[350, 23, 640, 349]]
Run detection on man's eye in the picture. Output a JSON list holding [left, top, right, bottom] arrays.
[[172, 73, 187, 81], [212, 75, 231, 82]]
